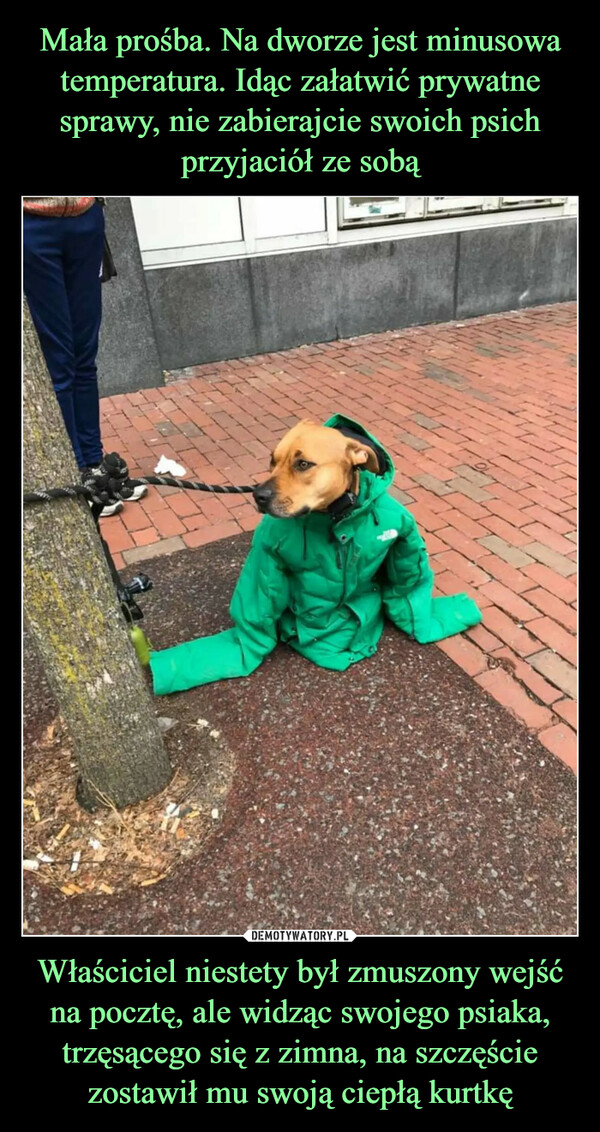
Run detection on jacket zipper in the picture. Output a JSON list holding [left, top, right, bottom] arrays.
[[339, 539, 350, 601]]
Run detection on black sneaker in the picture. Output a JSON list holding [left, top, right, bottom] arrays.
[[81, 466, 123, 517], [101, 452, 129, 481], [121, 481, 147, 503], [98, 453, 148, 503]]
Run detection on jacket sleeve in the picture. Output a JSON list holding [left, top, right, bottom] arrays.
[[150, 519, 290, 694], [381, 508, 482, 644]]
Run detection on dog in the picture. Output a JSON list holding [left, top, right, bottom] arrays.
[[150, 414, 481, 695], [252, 418, 382, 519]]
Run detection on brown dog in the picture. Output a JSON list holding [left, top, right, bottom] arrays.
[[252, 419, 381, 518], [150, 412, 483, 695]]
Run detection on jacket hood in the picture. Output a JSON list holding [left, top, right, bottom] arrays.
[[321, 413, 395, 517]]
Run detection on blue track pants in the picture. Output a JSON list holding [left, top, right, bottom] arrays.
[[23, 201, 105, 468]]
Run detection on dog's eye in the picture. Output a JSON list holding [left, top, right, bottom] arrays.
[[295, 459, 314, 472]]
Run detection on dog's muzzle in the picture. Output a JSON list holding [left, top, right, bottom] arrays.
[[252, 481, 275, 514], [252, 481, 308, 518]]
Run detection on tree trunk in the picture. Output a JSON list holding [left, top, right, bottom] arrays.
[[23, 297, 172, 810]]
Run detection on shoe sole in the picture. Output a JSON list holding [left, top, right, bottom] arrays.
[[87, 498, 124, 517], [125, 485, 148, 502], [100, 501, 124, 517]]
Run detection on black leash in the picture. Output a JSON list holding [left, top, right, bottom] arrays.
[[22, 453, 371, 652], [23, 473, 255, 508], [23, 466, 255, 663]]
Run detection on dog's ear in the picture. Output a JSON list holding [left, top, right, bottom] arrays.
[[346, 440, 379, 473]]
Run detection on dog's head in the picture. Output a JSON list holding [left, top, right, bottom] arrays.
[[253, 420, 379, 518]]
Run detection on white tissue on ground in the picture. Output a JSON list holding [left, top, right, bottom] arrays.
[[154, 455, 187, 476]]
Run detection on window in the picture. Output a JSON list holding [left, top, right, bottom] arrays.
[[127, 195, 575, 268], [426, 195, 490, 213], [341, 197, 407, 221], [499, 196, 566, 208], [339, 195, 568, 227], [131, 196, 327, 267]]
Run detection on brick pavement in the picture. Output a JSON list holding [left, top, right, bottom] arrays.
[[100, 302, 577, 772]]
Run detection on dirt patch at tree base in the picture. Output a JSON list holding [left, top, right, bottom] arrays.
[[23, 710, 236, 905], [23, 533, 577, 936]]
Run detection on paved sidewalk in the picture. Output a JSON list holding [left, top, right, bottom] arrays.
[[25, 535, 576, 936], [100, 303, 577, 772]]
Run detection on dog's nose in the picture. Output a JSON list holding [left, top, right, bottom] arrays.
[[253, 483, 274, 510]]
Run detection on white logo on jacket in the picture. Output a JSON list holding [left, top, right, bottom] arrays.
[[376, 529, 398, 542]]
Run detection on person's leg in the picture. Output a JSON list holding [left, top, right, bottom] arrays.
[[23, 214, 83, 467], [63, 202, 105, 469]]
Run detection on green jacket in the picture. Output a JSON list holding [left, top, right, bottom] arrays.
[[150, 414, 482, 695]]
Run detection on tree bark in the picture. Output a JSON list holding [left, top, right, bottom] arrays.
[[23, 297, 172, 810]]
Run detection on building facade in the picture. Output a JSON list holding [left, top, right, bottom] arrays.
[[98, 195, 577, 396]]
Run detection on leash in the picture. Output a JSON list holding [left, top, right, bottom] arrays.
[[23, 459, 256, 666], [22, 453, 368, 660], [23, 473, 255, 509]]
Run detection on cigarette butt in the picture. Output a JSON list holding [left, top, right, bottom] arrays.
[[61, 883, 84, 895], [56, 823, 70, 841], [98, 883, 114, 895]]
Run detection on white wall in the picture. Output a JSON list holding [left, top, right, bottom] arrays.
[[130, 196, 577, 269]]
